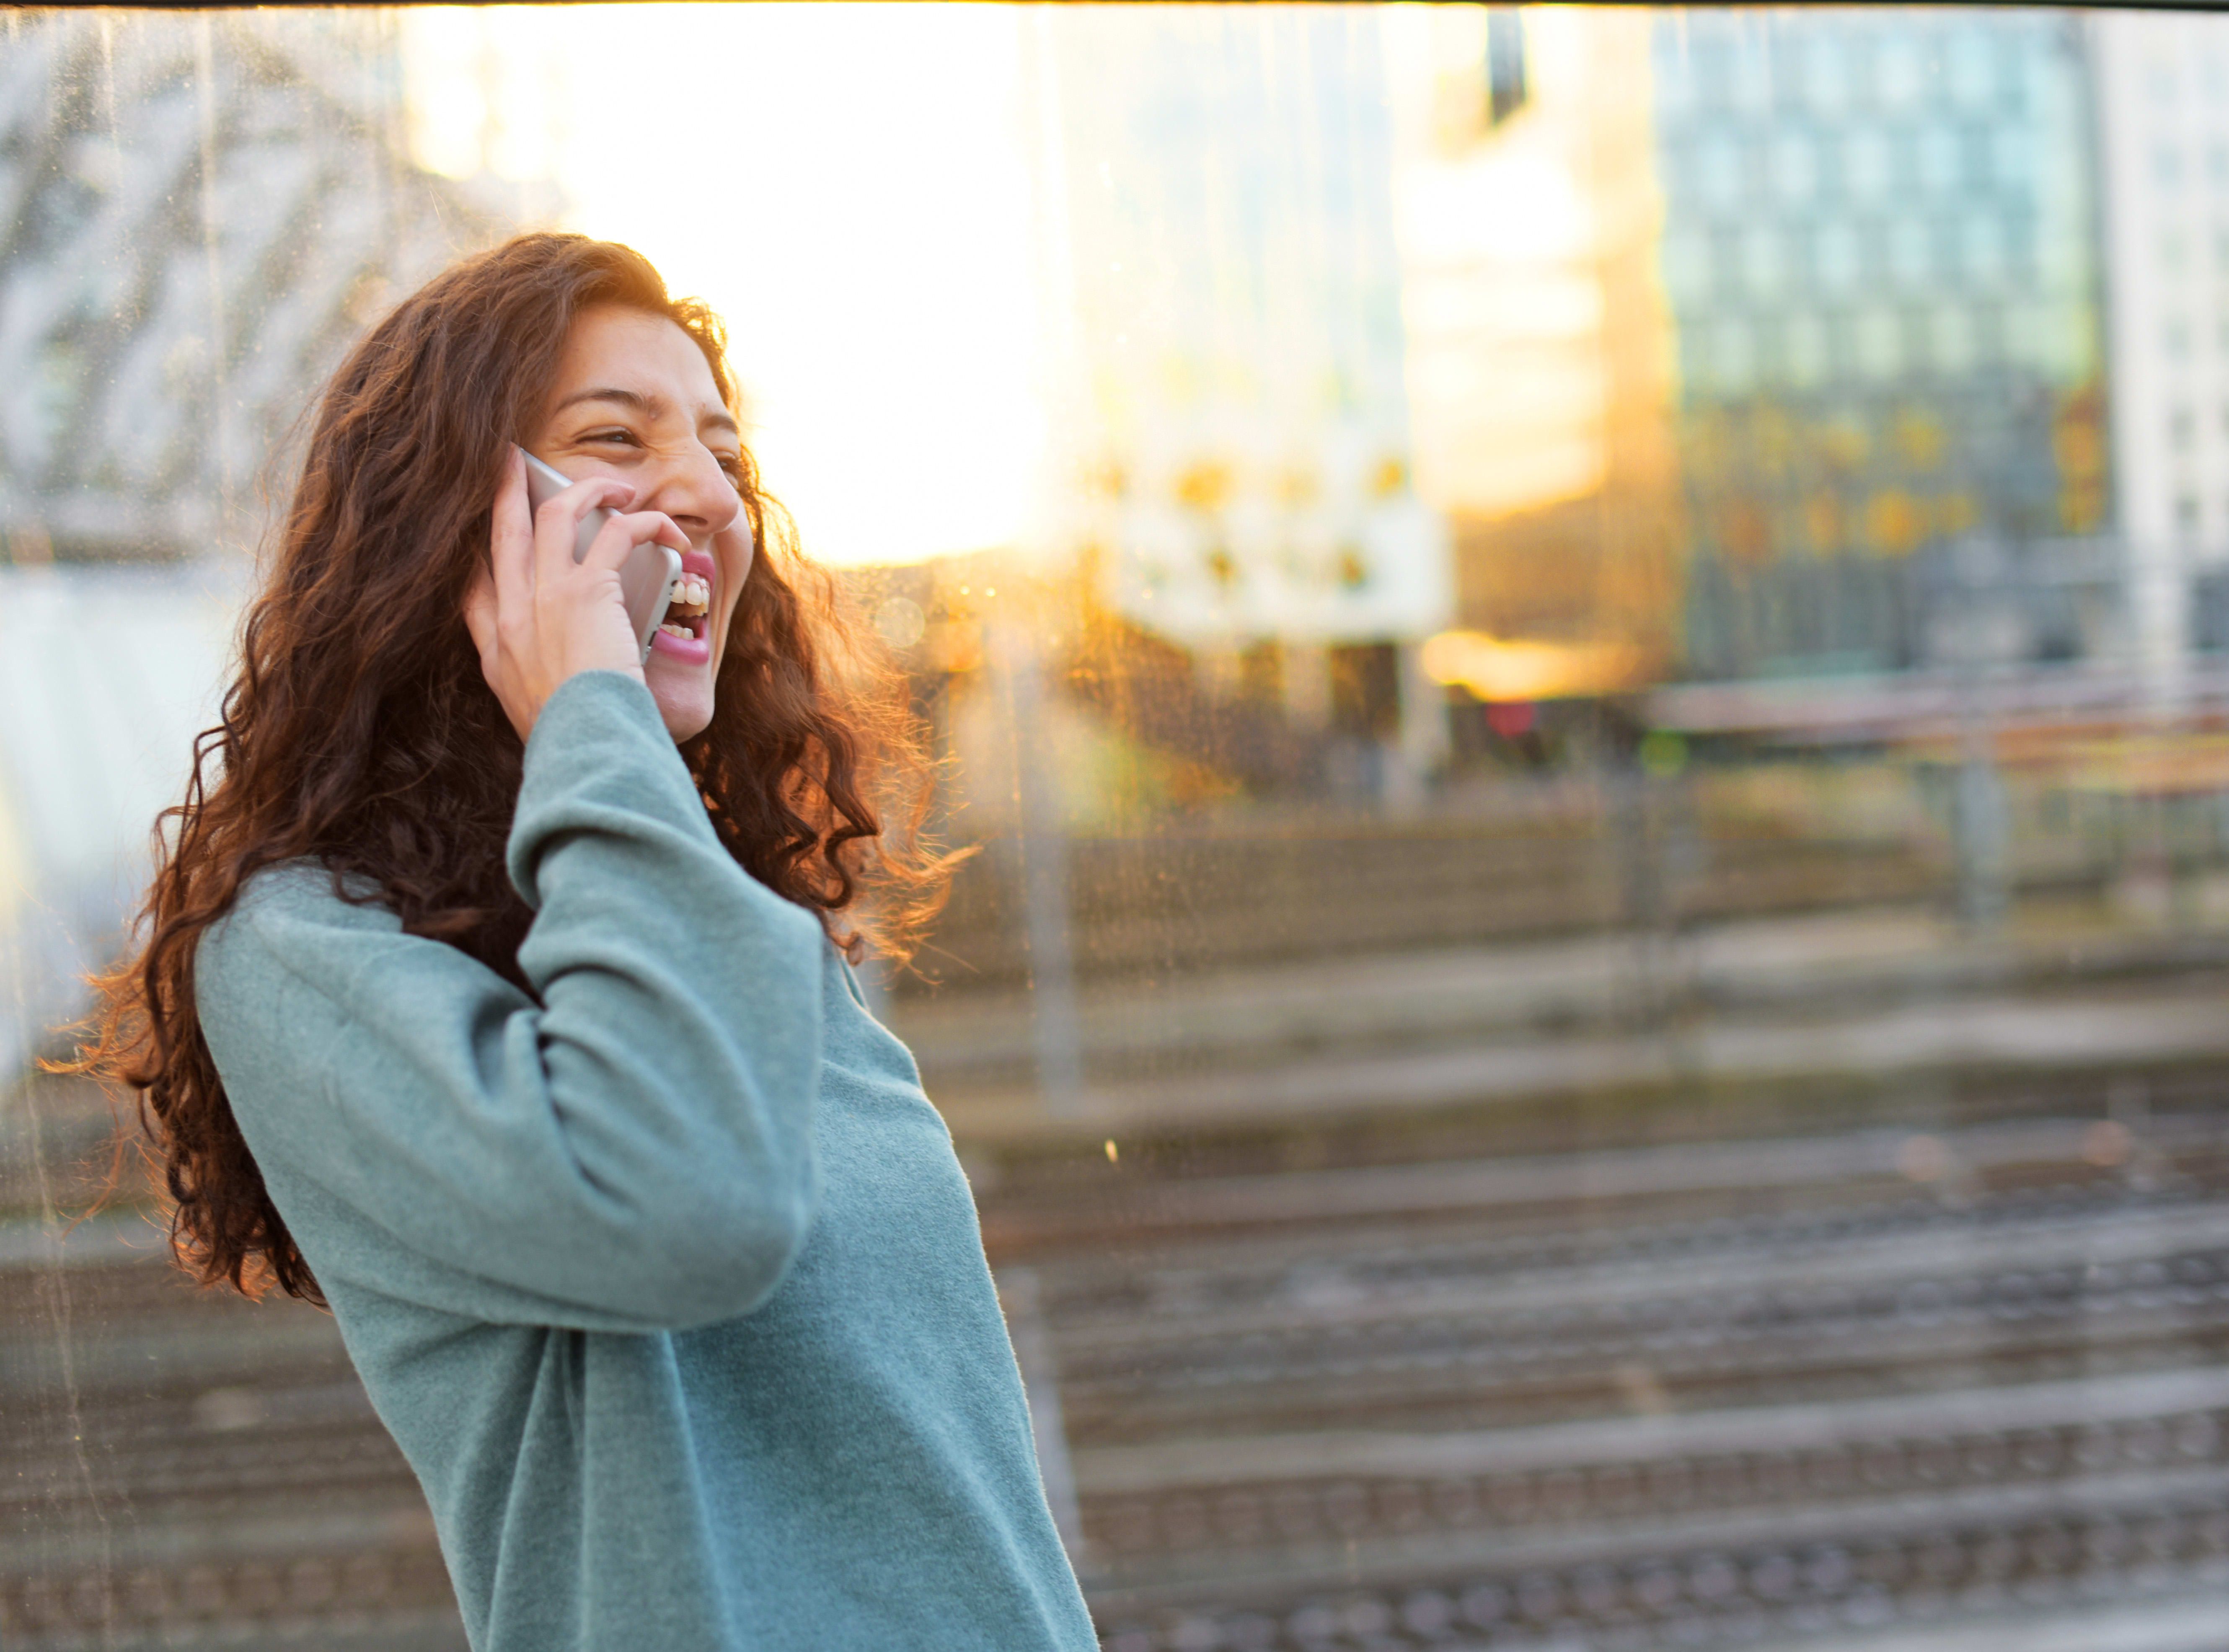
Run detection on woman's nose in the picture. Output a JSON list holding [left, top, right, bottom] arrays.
[[646, 445, 742, 539]]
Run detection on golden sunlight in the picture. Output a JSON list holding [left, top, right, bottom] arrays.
[[400, 5, 1041, 567]]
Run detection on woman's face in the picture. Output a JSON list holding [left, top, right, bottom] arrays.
[[521, 305, 753, 743]]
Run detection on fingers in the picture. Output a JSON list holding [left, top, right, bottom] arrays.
[[490, 448, 537, 613], [532, 474, 636, 587], [580, 508, 690, 575], [636, 510, 692, 555], [477, 457, 667, 738]]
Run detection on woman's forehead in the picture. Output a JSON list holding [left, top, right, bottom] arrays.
[[555, 306, 726, 411]]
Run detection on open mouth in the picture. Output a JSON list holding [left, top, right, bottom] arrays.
[[657, 571, 711, 642]]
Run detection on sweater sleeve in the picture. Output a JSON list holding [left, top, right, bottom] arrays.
[[196, 670, 827, 1332]]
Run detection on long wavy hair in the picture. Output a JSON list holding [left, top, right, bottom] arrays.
[[59, 234, 953, 1304]]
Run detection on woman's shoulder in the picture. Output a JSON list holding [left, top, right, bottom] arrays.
[[226, 859, 395, 923], [202, 861, 401, 971], [194, 863, 427, 1059]]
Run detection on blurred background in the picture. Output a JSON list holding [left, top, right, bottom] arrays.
[[8, 6, 2229, 1649]]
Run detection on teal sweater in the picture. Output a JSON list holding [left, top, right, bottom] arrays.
[[196, 671, 1097, 1652]]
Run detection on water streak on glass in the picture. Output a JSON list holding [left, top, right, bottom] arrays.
[[5, 8, 2229, 1650]]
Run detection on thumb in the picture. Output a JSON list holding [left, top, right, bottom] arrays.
[[463, 562, 499, 659]]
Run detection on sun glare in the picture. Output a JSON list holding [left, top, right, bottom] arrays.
[[401, 5, 1041, 568]]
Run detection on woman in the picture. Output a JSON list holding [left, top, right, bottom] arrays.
[[71, 235, 1099, 1651]]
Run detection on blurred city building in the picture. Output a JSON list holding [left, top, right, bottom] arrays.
[[0, 11, 494, 1075], [2092, 10, 2229, 687], [0, 10, 489, 565], [1384, 7, 1683, 722], [1026, 9, 1452, 799], [1652, 9, 2110, 681]]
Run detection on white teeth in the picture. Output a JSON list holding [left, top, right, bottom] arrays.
[[665, 573, 711, 617], [657, 621, 693, 639]]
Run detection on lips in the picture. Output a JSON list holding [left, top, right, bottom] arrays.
[[649, 623, 712, 664]]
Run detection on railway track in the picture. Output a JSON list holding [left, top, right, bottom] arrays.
[[970, 1112, 2229, 1647], [7, 1091, 2229, 1648], [1090, 1486, 2229, 1651], [1047, 1182, 2229, 1442], [0, 1244, 455, 1651]]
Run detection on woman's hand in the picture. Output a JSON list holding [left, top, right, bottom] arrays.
[[465, 449, 690, 742]]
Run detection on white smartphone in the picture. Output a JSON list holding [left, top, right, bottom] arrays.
[[517, 447, 683, 664]]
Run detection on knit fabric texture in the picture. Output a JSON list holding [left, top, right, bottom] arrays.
[[197, 669, 1097, 1652]]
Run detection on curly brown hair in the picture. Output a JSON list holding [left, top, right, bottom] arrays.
[[58, 233, 953, 1305]]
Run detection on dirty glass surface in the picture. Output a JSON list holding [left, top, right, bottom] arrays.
[[7, 8, 2229, 1650]]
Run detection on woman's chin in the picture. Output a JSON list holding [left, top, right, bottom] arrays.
[[645, 657, 714, 744]]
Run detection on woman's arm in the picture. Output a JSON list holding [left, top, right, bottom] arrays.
[[197, 671, 826, 1332]]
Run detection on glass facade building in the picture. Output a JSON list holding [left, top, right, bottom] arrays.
[[1652, 10, 2109, 679], [0, 11, 489, 565], [1032, 10, 1447, 650], [2093, 10, 2229, 669]]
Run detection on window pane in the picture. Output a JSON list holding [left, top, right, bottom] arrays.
[[6, 10, 2229, 1652]]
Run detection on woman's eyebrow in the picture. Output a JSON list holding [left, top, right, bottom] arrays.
[[552, 386, 655, 417]]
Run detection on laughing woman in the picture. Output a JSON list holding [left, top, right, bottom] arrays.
[[70, 235, 1097, 1651]]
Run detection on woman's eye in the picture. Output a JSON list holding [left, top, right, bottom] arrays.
[[585, 428, 641, 448]]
